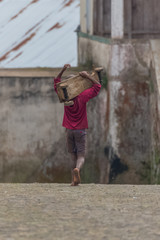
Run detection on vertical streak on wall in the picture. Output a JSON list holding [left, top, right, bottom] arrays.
[[111, 0, 124, 39], [88, 0, 94, 35], [80, 0, 87, 33], [150, 40, 160, 183], [107, 43, 124, 154], [80, 0, 94, 35], [150, 40, 160, 139], [150, 40, 160, 109], [86, 0, 90, 33], [108, 80, 121, 153]]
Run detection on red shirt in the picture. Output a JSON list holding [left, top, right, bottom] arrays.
[[54, 77, 101, 129]]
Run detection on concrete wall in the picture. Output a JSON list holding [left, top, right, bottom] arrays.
[[78, 33, 111, 72], [1, 37, 160, 184], [107, 41, 151, 184], [0, 77, 64, 182], [150, 40, 160, 183], [78, 33, 160, 184], [0, 74, 107, 183]]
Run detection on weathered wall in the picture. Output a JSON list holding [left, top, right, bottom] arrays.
[[78, 33, 111, 72], [0, 75, 107, 183], [0, 77, 64, 182], [1, 38, 160, 184], [150, 40, 160, 184], [107, 41, 151, 184], [78, 34, 160, 184]]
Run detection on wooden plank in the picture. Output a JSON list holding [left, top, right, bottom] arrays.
[[86, 0, 90, 33], [103, 0, 111, 35], [93, 0, 98, 35], [132, 0, 160, 33], [132, 0, 144, 31], [97, 0, 104, 35], [125, 0, 132, 38], [143, 0, 153, 31], [94, 0, 160, 38], [144, 0, 160, 31], [152, 0, 160, 31]]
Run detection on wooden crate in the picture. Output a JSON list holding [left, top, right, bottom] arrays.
[[56, 68, 102, 103]]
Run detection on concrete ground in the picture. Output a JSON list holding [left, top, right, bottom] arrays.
[[0, 184, 160, 240]]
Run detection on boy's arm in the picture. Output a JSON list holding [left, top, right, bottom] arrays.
[[56, 64, 71, 79], [54, 64, 71, 93], [78, 71, 101, 102], [79, 71, 100, 85]]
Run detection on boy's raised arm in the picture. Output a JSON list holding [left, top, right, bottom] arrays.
[[56, 64, 71, 79]]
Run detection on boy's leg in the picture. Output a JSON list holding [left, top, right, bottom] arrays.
[[75, 129, 86, 171], [72, 153, 85, 185], [70, 153, 77, 170], [70, 153, 77, 186], [73, 129, 87, 185], [66, 129, 86, 186], [66, 129, 78, 185], [76, 153, 85, 170]]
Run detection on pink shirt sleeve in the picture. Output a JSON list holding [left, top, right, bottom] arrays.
[[78, 83, 101, 103]]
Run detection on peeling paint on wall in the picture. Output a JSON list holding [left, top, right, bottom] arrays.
[[108, 80, 122, 154]]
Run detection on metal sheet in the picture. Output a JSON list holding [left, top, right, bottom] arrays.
[[0, 0, 80, 68]]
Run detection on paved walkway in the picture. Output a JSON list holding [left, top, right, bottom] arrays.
[[0, 184, 160, 240]]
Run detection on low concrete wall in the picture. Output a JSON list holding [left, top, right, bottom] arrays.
[[0, 74, 107, 183], [0, 76, 64, 182]]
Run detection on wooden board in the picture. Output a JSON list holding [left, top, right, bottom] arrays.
[[124, 0, 160, 38], [93, 0, 160, 38], [56, 70, 101, 103]]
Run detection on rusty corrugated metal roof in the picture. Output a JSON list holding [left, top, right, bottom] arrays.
[[0, 0, 80, 68]]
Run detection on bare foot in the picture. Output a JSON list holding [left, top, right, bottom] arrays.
[[73, 168, 81, 185]]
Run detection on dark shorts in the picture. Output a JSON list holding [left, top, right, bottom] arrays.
[[66, 129, 87, 154]]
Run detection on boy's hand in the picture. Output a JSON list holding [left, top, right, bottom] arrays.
[[79, 71, 90, 79], [63, 64, 71, 71], [79, 71, 100, 84], [55, 64, 71, 79]]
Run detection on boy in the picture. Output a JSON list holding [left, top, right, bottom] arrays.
[[54, 64, 101, 186]]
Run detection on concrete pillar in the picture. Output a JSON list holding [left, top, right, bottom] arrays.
[[80, 0, 87, 33], [80, 0, 94, 34], [111, 0, 124, 39], [86, 0, 94, 35]]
